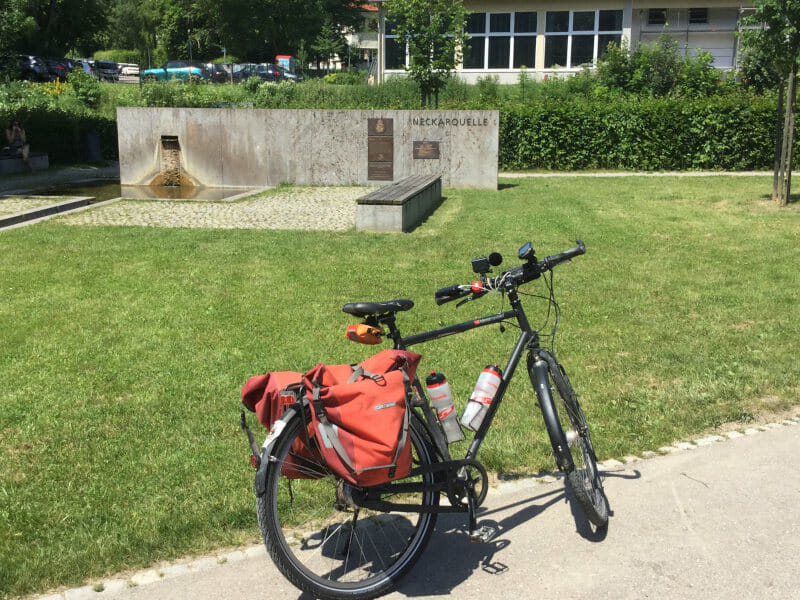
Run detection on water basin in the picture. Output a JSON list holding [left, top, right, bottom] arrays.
[[31, 180, 255, 202]]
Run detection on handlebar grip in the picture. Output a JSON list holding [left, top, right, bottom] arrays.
[[538, 240, 586, 272], [435, 285, 469, 305]]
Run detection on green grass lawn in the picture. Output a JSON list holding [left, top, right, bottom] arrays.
[[1, 175, 799, 597]]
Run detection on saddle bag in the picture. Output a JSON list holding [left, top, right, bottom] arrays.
[[303, 349, 421, 487], [241, 349, 421, 486]]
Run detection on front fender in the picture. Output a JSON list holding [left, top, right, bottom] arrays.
[[254, 406, 300, 497]]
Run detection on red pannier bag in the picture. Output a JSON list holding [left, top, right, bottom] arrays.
[[241, 371, 302, 428], [241, 371, 322, 479], [303, 349, 422, 487]]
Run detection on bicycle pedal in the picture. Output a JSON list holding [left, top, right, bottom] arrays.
[[469, 525, 497, 543]]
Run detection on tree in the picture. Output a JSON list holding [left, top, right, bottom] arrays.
[[740, 0, 800, 206], [0, 0, 35, 76], [107, 0, 162, 67], [21, 0, 109, 56], [311, 18, 347, 71], [190, 0, 361, 63], [386, 0, 467, 107]]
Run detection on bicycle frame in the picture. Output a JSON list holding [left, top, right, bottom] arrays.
[[382, 285, 543, 466]]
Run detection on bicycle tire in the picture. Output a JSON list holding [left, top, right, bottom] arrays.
[[542, 351, 609, 527], [257, 413, 439, 600]]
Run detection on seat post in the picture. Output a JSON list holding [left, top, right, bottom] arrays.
[[378, 314, 405, 349]]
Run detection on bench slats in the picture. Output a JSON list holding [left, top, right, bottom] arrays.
[[358, 175, 441, 206], [356, 174, 442, 232]]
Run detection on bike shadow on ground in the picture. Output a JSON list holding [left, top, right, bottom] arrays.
[[293, 470, 642, 600], [393, 469, 641, 597]]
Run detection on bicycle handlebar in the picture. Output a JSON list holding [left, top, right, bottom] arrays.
[[538, 239, 586, 273], [434, 240, 585, 305], [434, 284, 471, 305]]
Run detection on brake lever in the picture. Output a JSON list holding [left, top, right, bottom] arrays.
[[456, 290, 488, 308]]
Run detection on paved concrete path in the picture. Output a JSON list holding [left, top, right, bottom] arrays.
[[43, 418, 799, 600]]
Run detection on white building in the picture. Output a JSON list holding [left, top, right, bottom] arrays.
[[382, 1, 753, 83]]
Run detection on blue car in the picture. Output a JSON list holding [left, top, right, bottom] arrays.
[[141, 60, 210, 82]]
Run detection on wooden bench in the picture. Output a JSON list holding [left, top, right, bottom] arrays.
[[356, 174, 442, 233], [0, 151, 49, 175]]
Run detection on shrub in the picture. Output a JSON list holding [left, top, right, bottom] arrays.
[[67, 69, 102, 109], [94, 49, 140, 65], [499, 93, 777, 171], [597, 34, 723, 97], [323, 70, 367, 85]]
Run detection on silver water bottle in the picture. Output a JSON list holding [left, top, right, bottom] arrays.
[[425, 372, 465, 443], [461, 364, 502, 431]]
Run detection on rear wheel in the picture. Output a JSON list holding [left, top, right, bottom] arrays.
[[257, 415, 439, 600], [538, 351, 609, 527]]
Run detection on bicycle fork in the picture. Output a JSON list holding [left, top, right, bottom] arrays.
[[528, 352, 574, 473]]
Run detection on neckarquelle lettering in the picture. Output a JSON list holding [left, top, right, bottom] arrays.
[[410, 115, 490, 128]]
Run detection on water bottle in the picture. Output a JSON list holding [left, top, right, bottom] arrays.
[[425, 372, 465, 443], [461, 364, 502, 431]]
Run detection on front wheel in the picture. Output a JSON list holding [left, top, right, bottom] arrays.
[[257, 413, 439, 600], [535, 351, 609, 527]]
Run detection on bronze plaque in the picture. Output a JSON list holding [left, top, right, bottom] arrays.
[[413, 141, 440, 159], [368, 137, 393, 162], [368, 118, 393, 136], [368, 162, 393, 180]]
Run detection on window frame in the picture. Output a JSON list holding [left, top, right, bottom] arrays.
[[543, 9, 623, 69], [648, 8, 668, 26], [688, 8, 709, 25], [462, 11, 538, 71]]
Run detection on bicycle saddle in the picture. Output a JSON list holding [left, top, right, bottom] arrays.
[[342, 299, 414, 318]]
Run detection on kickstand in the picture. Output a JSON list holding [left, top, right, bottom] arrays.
[[467, 483, 496, 543]]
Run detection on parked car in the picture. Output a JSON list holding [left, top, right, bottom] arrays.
[[75, 60, 94, 76], [93, 60, 119, 82], [233, 63, 282, 82], [275, 64, 302, 82], [119, 63, 139, 76], [45, 58, 69, 82], [141, 60, 210, 82], [17, 55, 51, 82], [205, 63, 229, 83]]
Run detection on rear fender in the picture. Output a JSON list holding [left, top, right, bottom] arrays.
[[254, 405, 301, 497]]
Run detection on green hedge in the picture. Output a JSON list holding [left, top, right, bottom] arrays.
[[0, 77, 784, 171], [499, 94, 778, 171], [2, 106, 117, 164]]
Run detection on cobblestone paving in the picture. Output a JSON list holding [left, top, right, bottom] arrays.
[[54, 186, 373, 230], [0, 197, 61, 217]]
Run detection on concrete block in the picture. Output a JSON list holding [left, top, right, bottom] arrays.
[[0, 152, 48, 174], [356, 175, 441, 232], [117, 108, 498, 189]]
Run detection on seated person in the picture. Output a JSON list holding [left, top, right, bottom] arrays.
[[4, 119, 31, 169]]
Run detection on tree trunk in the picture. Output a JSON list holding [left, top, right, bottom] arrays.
[[778, 68, 797, 207], [773, 82, 785, 202]]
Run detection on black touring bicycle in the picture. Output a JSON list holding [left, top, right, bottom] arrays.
[[247, 240, 609, 600]]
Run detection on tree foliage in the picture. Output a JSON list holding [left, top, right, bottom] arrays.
[[597, 34, 721, 97], [740, 0, 800, 80], [0, 0, 36, 58], [5, 0, 361, 67], [739, 0, 800, 205], [386, 0, 467, 106], [20, 0, 109, 56]]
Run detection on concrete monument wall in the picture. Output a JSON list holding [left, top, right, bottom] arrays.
[[116, 108, 498, 189]]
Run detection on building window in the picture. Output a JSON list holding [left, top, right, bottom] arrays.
[[384, 21, 407, 69], [464, 11, 537, 70], [464, 12, 486, 69], [648, 8, 667, 26], [544, 9, 623, 69], [688, 8, 709, 24]]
